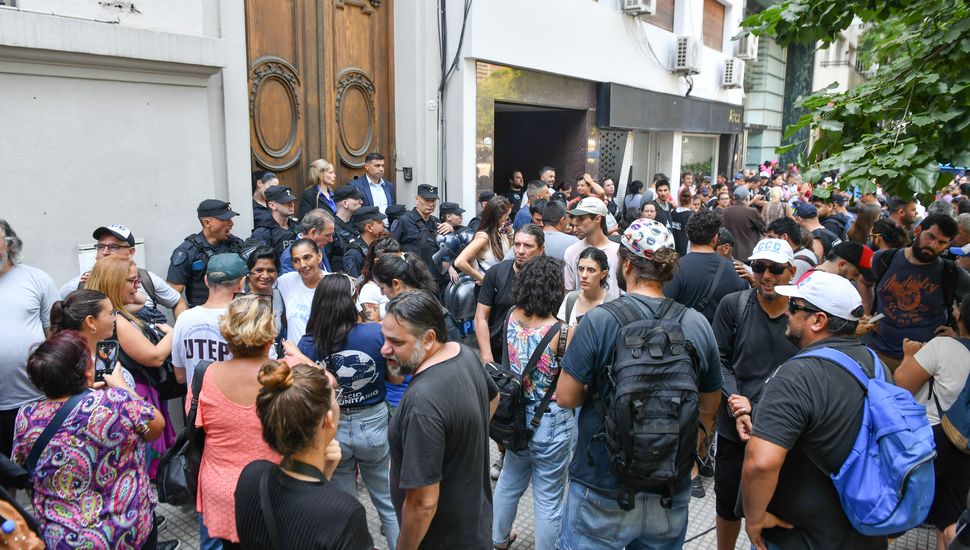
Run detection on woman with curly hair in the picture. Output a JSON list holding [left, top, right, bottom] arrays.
[[492, 255, 575, 550]]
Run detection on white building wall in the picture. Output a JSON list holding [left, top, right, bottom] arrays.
[[0, 1, 250, 285], [395, 0, 746, 206]]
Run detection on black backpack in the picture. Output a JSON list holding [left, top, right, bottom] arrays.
[[594, 296, 701, 510], [485, 315, 566, 452]]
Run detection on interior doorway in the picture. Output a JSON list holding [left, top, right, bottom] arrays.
[[493, 102, 590, 195]]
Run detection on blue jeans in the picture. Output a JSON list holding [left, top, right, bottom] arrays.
[[330, 402, 399, 550], [557, 481, 690, 549], [493, 402, 575, 550], [198, 513, 222, 550]]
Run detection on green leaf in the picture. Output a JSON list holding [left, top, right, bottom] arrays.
[[910, 114, 936, 126], [907, 162, 940, 194], [775, 143, 798, 155], [818, 119, 844, 132]]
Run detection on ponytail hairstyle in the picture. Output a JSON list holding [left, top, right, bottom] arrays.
[[50, 289, 108, 334], [372, 252, 438, 294], [256, 360, 336, 456]]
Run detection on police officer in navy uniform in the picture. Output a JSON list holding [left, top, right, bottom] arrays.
[[166, 199, 245, 307], [251, 185, 302, 259], [397, 184, 453, 292], [330, 185, 364, 273], [344, 206, 387, 277], [467, 190, 495, 234]]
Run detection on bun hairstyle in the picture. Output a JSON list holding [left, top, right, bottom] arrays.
[[256, 360, 335, 457], [50, 289, 108, 334], [619, 243, 679, 284]]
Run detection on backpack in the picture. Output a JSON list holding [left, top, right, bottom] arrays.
[[793, 248, 818, 268], [929, 338, 970, 455], [594, 296, 701, 510], [796, 346, 936, 536], [485, 315, 567, 452]]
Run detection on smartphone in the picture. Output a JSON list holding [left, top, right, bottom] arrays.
[[94, 340, 120, 383], [868, 313, 885, 323]]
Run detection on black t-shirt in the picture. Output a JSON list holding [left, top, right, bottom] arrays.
[[663, 252, 748, 323], [811, 226, 842, 259], [505, 190, 524, 216], [753, 337, 888, 550], [711, 289, 798, 442], [235, 460, 373, 550], [388, 345, 498, 549], [669, 209, 693, 256], [477, 259, 517, 355]]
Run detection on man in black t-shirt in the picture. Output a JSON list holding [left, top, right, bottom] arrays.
[[743, 271, 887, 550], [505, 170, 525, 218], [382, 291, 499, 550], [711, 237, 799, 549], [793, 201, 841, 260], [664, 210, 748, 324]]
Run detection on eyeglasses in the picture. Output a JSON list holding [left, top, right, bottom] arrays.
[[96, 244, 132, 252], [751, 262, 788, 275], [125, 276, 141, 286], [788, 301, 822, 315]]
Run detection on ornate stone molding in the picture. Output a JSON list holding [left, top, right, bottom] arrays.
[[249, 55, 302, 170], [335, 67, 376, 168]]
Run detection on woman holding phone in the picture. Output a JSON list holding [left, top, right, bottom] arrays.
[[454, 196, 513, 284]]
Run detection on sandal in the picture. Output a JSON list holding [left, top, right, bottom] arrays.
[[494, 529, 517, 549]]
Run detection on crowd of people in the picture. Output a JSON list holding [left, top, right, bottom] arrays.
[[1, 154, 970, 550]]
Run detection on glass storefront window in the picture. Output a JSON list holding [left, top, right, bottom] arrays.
[[681, 134, 717, 178]]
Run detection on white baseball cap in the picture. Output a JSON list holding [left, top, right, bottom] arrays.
[[775, 271, 864, 321], [568, 197, 609, 217], [748, 238, 794, 265]]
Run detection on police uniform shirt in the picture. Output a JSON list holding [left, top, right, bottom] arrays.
[[251, 218, 302, 259], [398, 208, 443, 279], [343, 240, 369, 278], [167, 232, 245, 306], [331, 216, 361, 272]]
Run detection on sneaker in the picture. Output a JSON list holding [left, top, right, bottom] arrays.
[[699, 460, 714, 478], [155, 514, 167, 532], [691, 475, 706, 498], [490, 453, 505, 481], [156, 541, 181, 550]]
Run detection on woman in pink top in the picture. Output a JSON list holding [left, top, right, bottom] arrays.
[[194, 293, 282, 546]]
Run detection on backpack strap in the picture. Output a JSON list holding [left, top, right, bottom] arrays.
[[273, 288, 288, 356], [795, 346, 884, 389], [187, 360, 213, 428], [694, 258, 729, 313], [731, 288, 755, 341], [563, 291, 580, 325], [137, 268, 159, 306], [26, 390, 91, 476], [520, 321, 562, 381], [529, 322, 565, 430], [501, 307, 514, 367], [259, 467, 284, 550]]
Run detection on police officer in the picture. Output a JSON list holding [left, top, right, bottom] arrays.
[[167, 199, 245, 307], [331, 185, 364, 272], [467, 190, 495, 233], [386, 204, 407, 239], [344, 206, 387, 277], [251, 185, 301, 259], [439, 202, 467, 235], [397, 184, 453, 292]]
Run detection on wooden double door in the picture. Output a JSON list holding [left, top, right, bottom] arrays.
[[245, 0, 395, 193]]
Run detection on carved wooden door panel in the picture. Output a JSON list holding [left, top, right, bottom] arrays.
[[245, 0, 395, 195]]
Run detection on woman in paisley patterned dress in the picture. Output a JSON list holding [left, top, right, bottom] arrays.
[[12, 330, 165, 549]]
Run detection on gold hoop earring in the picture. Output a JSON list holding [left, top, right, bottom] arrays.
[[90, 328, 97, 334]]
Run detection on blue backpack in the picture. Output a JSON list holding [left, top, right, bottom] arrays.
[[796, 347, 936, 536]]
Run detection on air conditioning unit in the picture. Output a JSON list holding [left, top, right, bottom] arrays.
[[722, 58, 745, 88], [671, 36, 702, 74], [622, 0, 656, 16], [736, 33, 759, 60]]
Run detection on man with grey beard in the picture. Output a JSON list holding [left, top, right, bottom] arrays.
[[0, 219, 58, 458], [382, 290, 498, 550]]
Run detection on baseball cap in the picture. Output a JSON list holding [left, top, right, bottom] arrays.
[[831, 193, 848, 205], [478, 190, 496, 202], [831, 241, 874, 271], [265, 186, 298, 204], [793, 202, 818, 218], [776, 270, 864, 321], [620, 218, 676, 259], [734, 172, 744, 180], [93, 224, 135, 246], [733, 186, 751, 201], [417, 184, 440, 200], [197, 199, 239, 220], [748, 238, 795, 265], [568, 197, 609, 217], [950, 244, 970, 257], [759, 170, 771, 178], [351, 206, 387, 225], [439, 202, 465, 217], [206, 253, 248, 283], [333, 185, 363, 203], [385, 204, 407, 220]]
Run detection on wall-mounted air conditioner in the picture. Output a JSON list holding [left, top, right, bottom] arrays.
[[722, 58, 745, 88], [736, 33, 759, 61], [622, 0, 656, 16], [671, 36, 702, 74]]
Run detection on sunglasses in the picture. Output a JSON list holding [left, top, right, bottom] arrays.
[[751, 262, 788, 275], [788, 301, 822, 315]]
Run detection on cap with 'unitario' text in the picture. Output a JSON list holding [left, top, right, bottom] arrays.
[[93, 224, 135, 246]]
